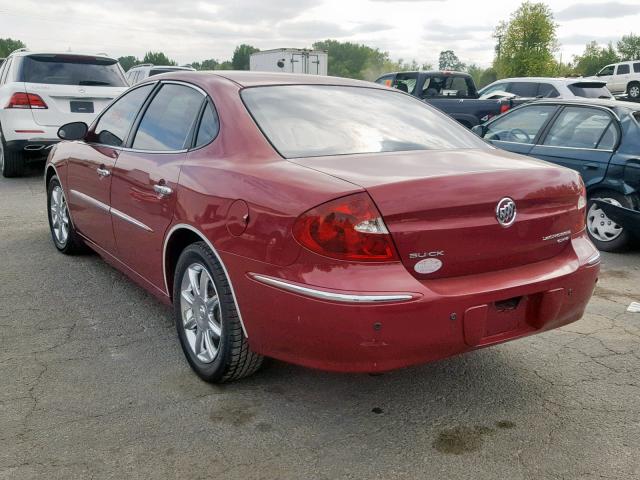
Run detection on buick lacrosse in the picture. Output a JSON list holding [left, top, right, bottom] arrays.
[[46, 72, 600, 382]]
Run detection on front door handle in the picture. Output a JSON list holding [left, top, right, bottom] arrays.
[[583, 163, 599, 170], [96, 166, 110, 177], [153, 184, 173, 196]]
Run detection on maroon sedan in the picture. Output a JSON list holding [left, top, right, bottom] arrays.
[[46, 72, 600, 382]]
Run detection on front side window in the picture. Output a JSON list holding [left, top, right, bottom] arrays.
[[484, 105, 557, 144], [20, 54, 127, 86], [543, 107, 616, 150], [93, 84, 153, 147], [242, 85, 486, 158], [132, 84, 204, 151], [617, 64, 630, 75], [598, 65, 615, 76]]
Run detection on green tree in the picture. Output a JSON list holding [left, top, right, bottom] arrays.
[[117, 55, 139, 72], [479, 67, 498, 87], [142, 51, 176, 66], [438, 50, 465, 71], [0, 38, 26, 57], [493, 2, 558, 78], [191, 59, 219, 71], [617, 33, 640, 61], [217, 60, 234, 70], [572, 41, 619, 76], [314, 39, 390, 79], [231, 44, 259, 70]]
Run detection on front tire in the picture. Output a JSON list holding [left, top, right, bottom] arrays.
[[47, 176, 85, 254], [173, 242, 263, 383], [628, 82, 640, 100], [586, 190, 635, 252]]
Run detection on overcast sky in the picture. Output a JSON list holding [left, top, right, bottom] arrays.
[[0, 0, 638, 67]]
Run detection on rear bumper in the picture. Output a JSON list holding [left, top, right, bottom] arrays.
[[5, 138, 59, 154], [227, 233, 600, 373]]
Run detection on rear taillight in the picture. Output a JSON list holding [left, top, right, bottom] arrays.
[[6, 92, 48, 109], [499, 103, 511, 114], [575, 179, 587, 233], [293, 193, 399, 262]]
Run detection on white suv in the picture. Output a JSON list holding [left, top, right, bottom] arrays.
[[125, 64, 195, 85], [479, 77, 613, 100], [0, 49, 128, 177], [593, 61, 640, 100]]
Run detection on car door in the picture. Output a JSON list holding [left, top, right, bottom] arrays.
[[66, 83, 154, 253], [614, 64, 631, 94], [482, 104, 558, 156], [596, 65, 616, 93], [109, 81, 207, 288], [529, 106, 618, 187]]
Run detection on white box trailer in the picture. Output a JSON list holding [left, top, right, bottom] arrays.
[[250, 49, 328, 75]]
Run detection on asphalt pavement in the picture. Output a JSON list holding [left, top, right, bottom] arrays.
[[1, 163, 639, 479]]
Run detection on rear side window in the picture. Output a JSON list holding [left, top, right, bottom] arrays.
[[375, 74, 394, 87], [132, 84, 204, 151], [195, 102, 220, 148], [93, 84, 153, 147], [617, 64, 630, 75], [634, 63, 640, 73], [543, 107, 616, 149], [20, 54, 127, 86], [508, 82, 538, 97], [484, 105, 557, 144], [538, 83, 560, 98], [242, 85, 486, 158], [420, 75, 473, 98]]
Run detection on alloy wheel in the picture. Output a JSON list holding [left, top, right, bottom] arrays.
[[630, 85, 640, 98], [50, 185, 70, 245], [179, 263, 222, 364], [587, 198, 623, 242]]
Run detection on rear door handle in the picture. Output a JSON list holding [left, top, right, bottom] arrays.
[[153, 184, 173, 196], [96, 166, 110, 177]]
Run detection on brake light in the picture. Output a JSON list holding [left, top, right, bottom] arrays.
[[293, 193, 399, 262], [6, 92, 48, 109], [574, 179, 587, 233]]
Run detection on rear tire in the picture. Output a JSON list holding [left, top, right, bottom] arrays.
[[173, 242, 263, 383], [628, 82, 640, 100], [47, 176, 86, 254], [0, 128, 25, 178], [586, 190, 635, 252]]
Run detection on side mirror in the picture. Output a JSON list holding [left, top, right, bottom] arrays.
[[58, 122, 88, 141], [471, 125, 486, 137]]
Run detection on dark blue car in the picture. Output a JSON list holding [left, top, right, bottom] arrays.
[[474, 99, 640, 251]]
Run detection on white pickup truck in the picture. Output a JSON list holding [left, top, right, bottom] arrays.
[[593, 61, 640, 100]]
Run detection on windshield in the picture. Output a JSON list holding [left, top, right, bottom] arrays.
[[241, 85, 487, 158], [20, 54, 127, 86]]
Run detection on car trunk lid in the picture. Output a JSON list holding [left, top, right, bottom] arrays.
[[291, 148, 583, 279]]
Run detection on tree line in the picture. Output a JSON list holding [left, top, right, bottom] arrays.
[[2, 1, 639, 88]]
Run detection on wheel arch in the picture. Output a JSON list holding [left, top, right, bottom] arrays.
[[163, 223, 248, 337]]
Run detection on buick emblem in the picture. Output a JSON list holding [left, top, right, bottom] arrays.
[[496, 197, 516, 227]]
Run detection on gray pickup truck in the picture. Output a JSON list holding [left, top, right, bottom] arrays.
[[375, 71, 527, 128]]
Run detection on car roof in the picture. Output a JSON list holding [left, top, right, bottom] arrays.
[[491, 77, 602, 85], [162, 70, 385, 89], [9, 50, 116, 60], [518, 98, 640, 116]]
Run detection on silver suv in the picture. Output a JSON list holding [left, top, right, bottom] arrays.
[[125, 64, 195, 85]]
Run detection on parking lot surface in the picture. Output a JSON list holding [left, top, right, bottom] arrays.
[[1, 165, 640, 480]]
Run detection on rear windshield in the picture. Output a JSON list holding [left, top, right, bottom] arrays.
[[20, 54, 127, 86], [568, 83, 612, 99], [241, 85, 486, 158]]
